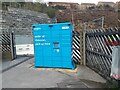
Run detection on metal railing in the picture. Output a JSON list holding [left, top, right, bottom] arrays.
[[1, 31, 16, 60], [86, 27, 120, 81]]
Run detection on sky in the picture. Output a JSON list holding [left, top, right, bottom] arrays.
[[43, 0, 119, 4]]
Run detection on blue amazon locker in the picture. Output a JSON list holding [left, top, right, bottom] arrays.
[[32, 22, 75, 69]]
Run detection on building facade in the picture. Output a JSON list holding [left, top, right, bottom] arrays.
[[115, 1, 120, 11], [80, 3, 96, 10], [97, 2, 115, 7], [48, 2, 79, 10]]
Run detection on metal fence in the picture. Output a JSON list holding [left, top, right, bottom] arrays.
[[0, 31, 16, 60], [72, 31, 81, 64], [0, 32, 11, 53], [86, 27, 120, 81]]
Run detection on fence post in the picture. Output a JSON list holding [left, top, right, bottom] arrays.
[[83, 30, 86, 65], [80, 31, 83, 65], [80, 23, 87, 65], [10, 31, 16, 60], [10, 32, 14, 60]]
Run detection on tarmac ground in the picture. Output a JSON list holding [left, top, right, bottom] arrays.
[[2, 57, 107, 88]]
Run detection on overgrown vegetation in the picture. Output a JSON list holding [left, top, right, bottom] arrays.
[[1, 2, 57, 18], [56, 8, 118, 29], [1, 2, 119, 28]]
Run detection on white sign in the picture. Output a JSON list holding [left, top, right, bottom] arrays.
[[35, 39, 46, 42], [34, 28, 41, 31], [62, 26, 69, 30], [35, 35, 45, 38], [35, 43, 50, 46]]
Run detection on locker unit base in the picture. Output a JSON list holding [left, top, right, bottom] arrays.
[[34, 62, 76, 70]]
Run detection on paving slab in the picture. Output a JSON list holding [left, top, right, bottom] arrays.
[[77, 65, 106, 83]]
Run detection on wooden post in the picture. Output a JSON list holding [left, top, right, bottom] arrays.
[[83, 30, 86, 65], [79, 22, 86, 65]]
